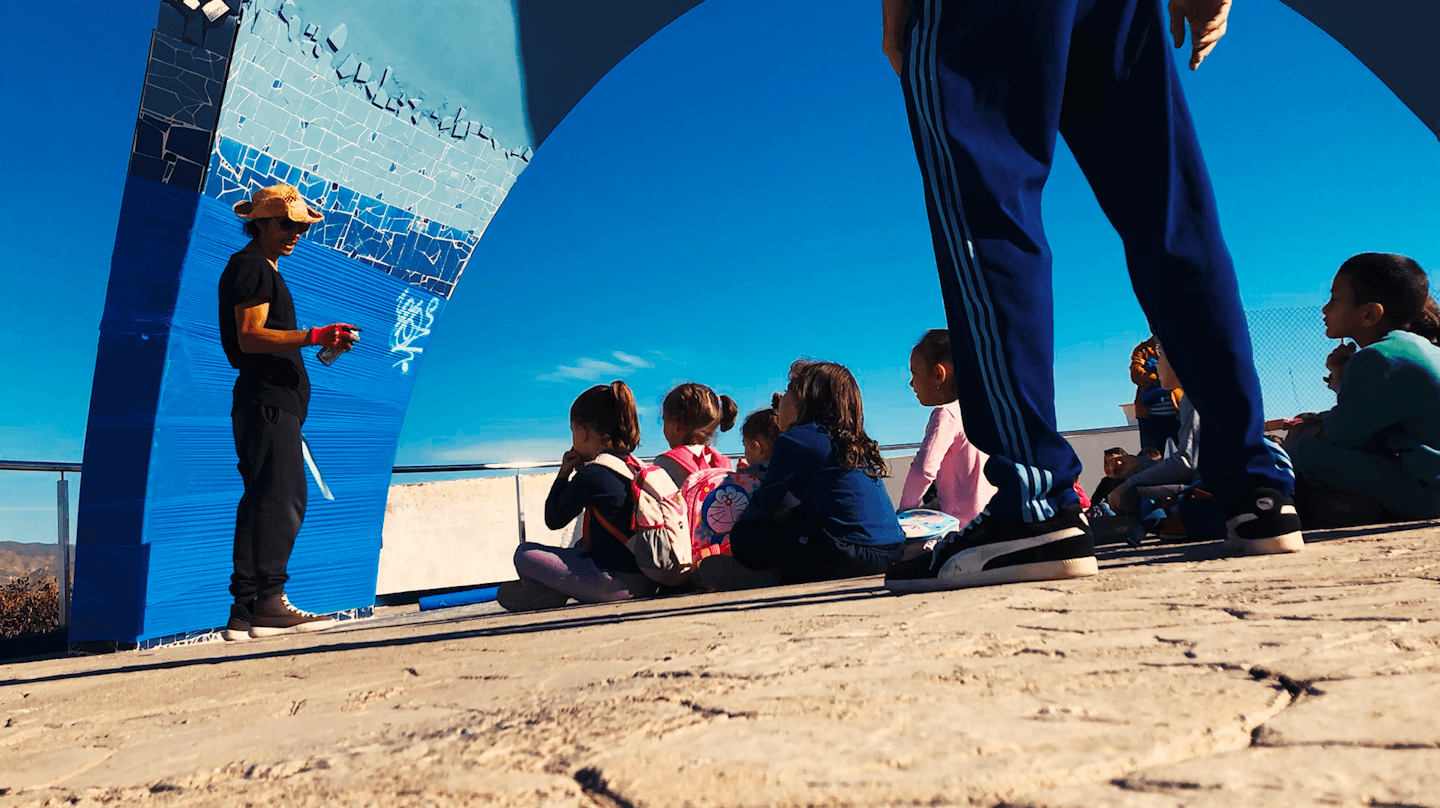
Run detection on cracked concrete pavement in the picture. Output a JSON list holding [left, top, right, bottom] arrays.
[[1, 522, 1438, 807]]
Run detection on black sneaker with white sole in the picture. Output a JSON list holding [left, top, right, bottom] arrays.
[[885, 506, 1098, 593], [221, 601, 253, 642], [1225, 488, 1304, 555]]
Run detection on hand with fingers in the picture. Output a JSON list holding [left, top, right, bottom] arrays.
[[1169, 0, 1232, 70], [881, 0, 912, 78], [307, 323, 359, 353]]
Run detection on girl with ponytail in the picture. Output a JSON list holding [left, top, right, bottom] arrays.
[[1291, 253, 1440, 525], [654, 382, 739, 488], [695, 360, 905, 591], [498, 381, 657, 612]]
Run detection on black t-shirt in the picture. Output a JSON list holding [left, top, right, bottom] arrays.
[[217, 243, 310, 421], [543, 456, 640, 574]]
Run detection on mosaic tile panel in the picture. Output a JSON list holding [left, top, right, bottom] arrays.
[[207, 137, 473, 297], [127, 29, 234, 191], [192, 0, 531, 295], [155, 0, 239, 57]]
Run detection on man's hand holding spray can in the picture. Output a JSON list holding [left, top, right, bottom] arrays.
[[307, 323, 361, 365]]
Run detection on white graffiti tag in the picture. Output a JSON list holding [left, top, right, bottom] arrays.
[[391, 292, 439, 373]]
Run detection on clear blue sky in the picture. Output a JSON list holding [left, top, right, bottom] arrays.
[[1, 0, 1436, 542]]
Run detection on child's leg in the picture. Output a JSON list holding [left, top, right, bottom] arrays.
[[513, 542, 656, 603], [1292, 439, 1440, 521]]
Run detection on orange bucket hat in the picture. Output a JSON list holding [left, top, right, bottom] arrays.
[[232, 184, 324, 223]]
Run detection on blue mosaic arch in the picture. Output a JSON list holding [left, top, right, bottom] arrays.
[[72, 0, 1437, 644], [72, 0, 715, 645]]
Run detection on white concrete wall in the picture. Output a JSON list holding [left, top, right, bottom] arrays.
[[375, 426, 1139, 596], [376, 471, 578, 596]]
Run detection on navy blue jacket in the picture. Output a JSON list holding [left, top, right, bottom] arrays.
[[740, 422, 904, 547]]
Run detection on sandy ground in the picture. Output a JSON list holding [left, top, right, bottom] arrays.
[[2, 523, 1438, 807]]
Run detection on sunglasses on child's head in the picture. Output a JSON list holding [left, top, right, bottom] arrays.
[[272, 218, 311, 235]]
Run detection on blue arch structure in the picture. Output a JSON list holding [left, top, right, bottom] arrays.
[[72, 0, 1436, 645]]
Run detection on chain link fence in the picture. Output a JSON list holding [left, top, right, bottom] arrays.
[[1247, 306, 1339, 420]]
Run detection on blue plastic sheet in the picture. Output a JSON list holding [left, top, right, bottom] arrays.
[[418, 587, 501, 611]]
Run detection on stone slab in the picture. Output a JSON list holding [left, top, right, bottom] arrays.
[[2, 523, 1438, 806]]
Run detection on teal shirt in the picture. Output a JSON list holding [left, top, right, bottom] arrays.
[[1322, 330, 1440, 484]]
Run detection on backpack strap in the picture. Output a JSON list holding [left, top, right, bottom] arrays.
[[589, 453, 634, 481], [588, 453, 643, 533], [588, 507, 630, 545]]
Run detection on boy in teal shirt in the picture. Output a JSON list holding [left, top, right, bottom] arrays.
[[1294, 254, 1440, 521]]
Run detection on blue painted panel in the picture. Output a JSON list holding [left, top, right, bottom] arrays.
[[75, 185, 445, 643], [139, 195, 439, 640], [72, 176, 200, 642]]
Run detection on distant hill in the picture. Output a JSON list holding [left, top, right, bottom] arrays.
[[0, 542, 66, 582]]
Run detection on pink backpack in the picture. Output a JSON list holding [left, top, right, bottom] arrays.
[[587, 454, 693, 586], [656, 447, 735, 561]]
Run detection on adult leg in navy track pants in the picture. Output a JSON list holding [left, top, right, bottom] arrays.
[[885, 0, 1304, 594]]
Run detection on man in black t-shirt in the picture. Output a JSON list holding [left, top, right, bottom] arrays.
[[218, 184, 358, 641]]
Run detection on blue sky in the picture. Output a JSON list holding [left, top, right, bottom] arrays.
[[1, 0, 1436, 542]]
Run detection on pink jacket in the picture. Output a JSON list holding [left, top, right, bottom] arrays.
[[899, 402, 996, 526]]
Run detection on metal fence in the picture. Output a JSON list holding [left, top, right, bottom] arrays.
[[0, 307, 1339, 632], [0, 460, 80, 628], [1247, 306, 1339, 419]]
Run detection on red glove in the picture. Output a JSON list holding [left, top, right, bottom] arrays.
[[308, 323, 359, 350]]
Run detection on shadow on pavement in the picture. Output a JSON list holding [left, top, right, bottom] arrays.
[[0, 584, 888, 687]]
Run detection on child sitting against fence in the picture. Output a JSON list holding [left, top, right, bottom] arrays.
[[898, 329, 996, 528], [497, 381, 657, 612], [653, 382, 738, 488], [695, 360, 905, 591], [1291, 253, 1440, 525]]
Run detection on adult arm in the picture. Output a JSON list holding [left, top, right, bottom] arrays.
[[881, 0, 911, 77], [899, 406, 957, 510], [235, 300, 357, 355], [1169, 0, 1232, 70]]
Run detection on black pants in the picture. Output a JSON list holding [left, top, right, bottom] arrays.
[[729, 519, 901, 584], [231, 404, 306, 603]]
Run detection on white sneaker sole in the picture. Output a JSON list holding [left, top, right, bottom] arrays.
[[221, 628, 252, 642], [1227, 530, 1305, 555], [889, 555, 1099, 593], [249, 618, 337, 638]]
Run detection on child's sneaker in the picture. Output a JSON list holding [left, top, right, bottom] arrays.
[[249, 593, 337, 637], [1225, 488, 1304, 555], [221, 601, 253, 642], [696, 555, 783, 592], [496, 579, 570, 613], [885, 506, 1098, 593]]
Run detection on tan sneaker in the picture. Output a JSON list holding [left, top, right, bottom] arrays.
[[249, 593, 337, 638], [221, 602, 253, 642]]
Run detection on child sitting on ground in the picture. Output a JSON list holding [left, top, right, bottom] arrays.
[[1292, 253, 1440, 525], [696, 360, 905, 591], [739, 396, 782, 473], [1090, 446, 1162, 507], [898, 329, 996, 528], [498, 381, 656, 612], [1107, 340, 1199, 517], [691, 404, 783, 564], [654, 382, 738, 488]]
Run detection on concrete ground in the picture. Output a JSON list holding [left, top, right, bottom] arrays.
[[2, 523, 1438, 807]]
